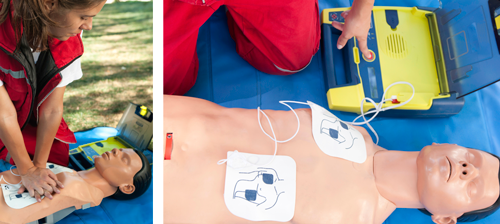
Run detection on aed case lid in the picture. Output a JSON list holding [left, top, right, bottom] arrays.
[[115, 103, 153, 151], [435, 0, 500, 98]]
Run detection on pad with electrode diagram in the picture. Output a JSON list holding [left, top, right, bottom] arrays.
[[308, 101, 367, 163], [2, 163, 73, 209], [222, 151, 296, 222]]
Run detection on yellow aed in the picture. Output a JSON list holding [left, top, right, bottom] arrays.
[[69, 103, 153, 170], [321, 0, 500, 117], [69, 136, 132, 164]]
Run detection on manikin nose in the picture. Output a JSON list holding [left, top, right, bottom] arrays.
[[459, 161, 478, 180], [112, 148, 121, 155]]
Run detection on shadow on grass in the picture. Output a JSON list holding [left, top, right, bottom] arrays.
[[83, 28, 152, 38], [87, 1, 153, 38], [63, 1, 153, 131], [70, 61, 152, 88], [92, 17, 152, 31], [63, 61, 152, 131]]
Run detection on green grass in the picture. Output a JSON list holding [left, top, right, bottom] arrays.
[[63, 1, 153, 131]]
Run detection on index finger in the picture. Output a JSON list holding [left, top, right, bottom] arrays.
[[44, 175, 57, 189], [35, 192, 42, 203], [47, 169, 58, 180], [44, 190, 53, 200], [17, 185, 26, 195], [357, 37, 370, 59], [331, 21, 344, 32], [41, 182, 54, 194], [46, 179, 59, 193], [47, 170, 63, 190], [34, 186, 44, 196], [337, 32, 351, 50], [55, 179, 64, 190], [27, 186, 35, 198]]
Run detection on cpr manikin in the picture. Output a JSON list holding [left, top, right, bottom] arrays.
[[0, 148, 151, 224], [164, 95, 500, 224]]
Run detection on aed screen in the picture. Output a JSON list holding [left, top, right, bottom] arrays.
[[367, 67, 378, 99]]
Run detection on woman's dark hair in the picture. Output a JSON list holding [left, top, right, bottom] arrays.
[[0, 0, 105, 51], [419, 151, 500, 222], [111, 149, 152, 200]]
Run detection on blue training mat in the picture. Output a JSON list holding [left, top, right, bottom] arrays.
[[0, 127, 153, 224], [186, 0, 500, 223], [61, 127, 153, 224]]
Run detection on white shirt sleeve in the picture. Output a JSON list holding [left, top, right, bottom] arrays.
[[57, 57, 83, 87], [32, 51, 83, 88], [0, 80, 3, 87]]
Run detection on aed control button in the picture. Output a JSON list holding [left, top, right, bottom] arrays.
[[363, 50, 376, 62]]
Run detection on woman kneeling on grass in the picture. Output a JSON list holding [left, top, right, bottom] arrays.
[[0, 0, 106, 202]]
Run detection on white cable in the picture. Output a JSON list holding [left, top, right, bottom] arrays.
[[0, 165, 22, 186], [10, 165, 20, 176], [344, 81, 415, 144], [257, 109, 278, 166], [219, 82, 415, 166], [218, 101, 306, 168], [257, 101, 308, 143], [256, 101, 309, 166], [350, 81, 415, 125]]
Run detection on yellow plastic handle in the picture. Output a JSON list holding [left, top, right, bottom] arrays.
[[353, 47, 360, 64], [140, 105, 148, 116]]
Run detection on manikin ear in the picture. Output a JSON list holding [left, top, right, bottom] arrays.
[[431, 214, 460, 224], [118, 184, 136, 195], [43, 0, 57, 11]]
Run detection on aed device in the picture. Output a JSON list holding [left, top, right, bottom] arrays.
[[321, 0, 500, 117], [69, 103, 153, 171]]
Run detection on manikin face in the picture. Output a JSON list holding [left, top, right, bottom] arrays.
[[45, 0, 106, 41], [94, 148, 142, 191], [416, 143, 500, 223]]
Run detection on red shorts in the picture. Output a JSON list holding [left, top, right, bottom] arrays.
[[164, 0, 320, 95]]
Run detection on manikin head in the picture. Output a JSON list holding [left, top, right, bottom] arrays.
[[416, 143, 500, 223], [94, 148, 152, 200]]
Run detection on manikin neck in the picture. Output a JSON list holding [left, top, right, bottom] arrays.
[[77, 168, 118, 198], [373, 150, 424, 209]]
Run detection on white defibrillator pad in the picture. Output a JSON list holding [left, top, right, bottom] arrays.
[[223, 151, 296, 222], [2, 163, 73, 209], [308, 101, 367, 163]]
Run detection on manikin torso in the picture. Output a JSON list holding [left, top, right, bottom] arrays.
[[0, 170, 104, 224], [164, 96, 397, 224]]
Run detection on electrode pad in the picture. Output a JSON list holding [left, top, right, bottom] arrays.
[[223, 151, 296, 222], [308, 101, 367, 163], [2, 163, 74, 209]]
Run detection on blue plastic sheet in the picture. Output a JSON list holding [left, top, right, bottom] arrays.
[[0, 127, 152, 224], [59, 127, 152, 224], [0, 134, 153, 224], [186, 0, 500, 223]]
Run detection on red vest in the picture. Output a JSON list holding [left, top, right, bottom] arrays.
[[0, 3, 83, 165]]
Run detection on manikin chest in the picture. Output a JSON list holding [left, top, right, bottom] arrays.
[[291, 154, 390, 224]]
